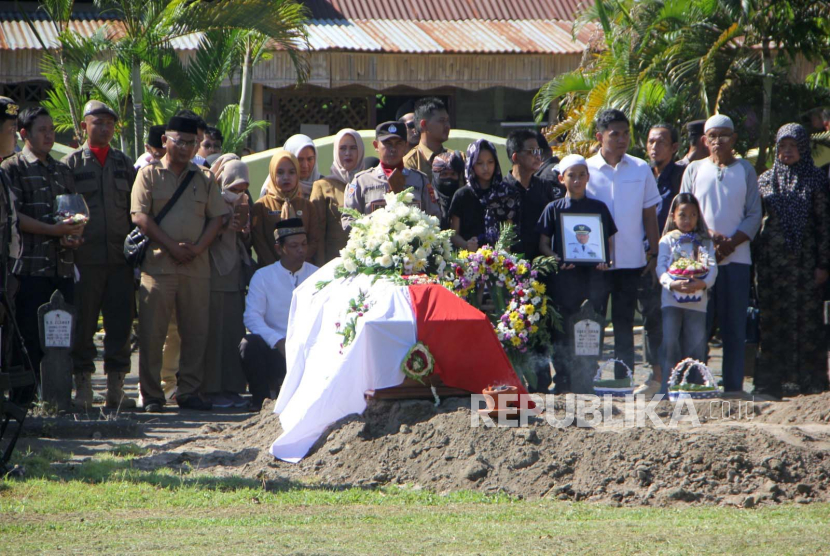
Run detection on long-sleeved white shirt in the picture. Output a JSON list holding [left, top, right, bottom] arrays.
[[657, 232, 718, 312], [679, 158, 761, 266], [244, 260, 319, 348]]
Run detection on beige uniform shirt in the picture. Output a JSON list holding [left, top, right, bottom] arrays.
[[130, 158, 228, 278], [341, 166, 440, 231], [62, 144, 135, 265], [403, 143, 445, 188]]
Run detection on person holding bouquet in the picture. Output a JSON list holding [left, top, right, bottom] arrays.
[[656, 193, 718, 395], [753, 124, 830, 398]]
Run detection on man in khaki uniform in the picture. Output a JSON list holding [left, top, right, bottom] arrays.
[[403, 97, 451, 188], [342, 122, 440, 231], [131, 116, 227, 412], [63, 101, 137, 410]]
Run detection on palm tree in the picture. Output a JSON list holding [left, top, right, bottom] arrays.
[[94, 0, 310, 158], [718, 0, 830, 170]]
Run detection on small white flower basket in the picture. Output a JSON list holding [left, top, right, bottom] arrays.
[[667, 358, 722, 401], [593, 359, 635, 397]]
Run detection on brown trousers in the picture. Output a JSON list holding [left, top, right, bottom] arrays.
[[71, 264, 135, 375], [138, 273, 209, 403]]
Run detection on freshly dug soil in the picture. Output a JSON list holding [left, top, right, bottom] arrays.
[[140, 393, 830, 507]]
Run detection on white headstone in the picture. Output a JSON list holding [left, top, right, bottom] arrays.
[[44, 309, 72, 348], [574, 318, 601, 357]]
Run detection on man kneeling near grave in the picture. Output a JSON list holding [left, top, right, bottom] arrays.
[[240, 218, 317, 411]]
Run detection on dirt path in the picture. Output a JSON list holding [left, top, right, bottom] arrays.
[[14, 336, 830, 507]]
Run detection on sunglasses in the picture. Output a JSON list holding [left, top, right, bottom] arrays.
[[405, 121, 416, 130]]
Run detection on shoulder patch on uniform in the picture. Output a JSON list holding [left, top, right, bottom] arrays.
[[401, 168, 410, 176]]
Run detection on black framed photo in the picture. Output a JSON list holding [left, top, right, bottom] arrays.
[[560, 213, 607, 265]]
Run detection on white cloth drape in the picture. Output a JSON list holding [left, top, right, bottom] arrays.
[[270, 261, 416, 462]]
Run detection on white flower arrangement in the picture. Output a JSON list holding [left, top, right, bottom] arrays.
[[336, 188, 454, 279]]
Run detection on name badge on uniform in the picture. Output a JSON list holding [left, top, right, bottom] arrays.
[[268, 210, 280, 216]]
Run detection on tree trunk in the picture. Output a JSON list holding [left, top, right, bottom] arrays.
[[756, 39, 773, 173], [131, 60, 144, 161], [120, 131, 129, 155], [237, 44, 253, 137], [57, 51, 84, 144]]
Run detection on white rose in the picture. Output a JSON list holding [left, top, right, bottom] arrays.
[[414, 248, 427, 260], [380, 241, 396, 255], [343, 258, 358, 273], [355, 248, 367, 259], [378, 254, 393, 267]]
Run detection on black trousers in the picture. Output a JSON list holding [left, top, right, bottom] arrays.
[[13, 275, 74, 402], [550, 266, 609, 390], [601, 268, 642, 379], [636, 271, 663, 368], [239, 334, 286, 408]]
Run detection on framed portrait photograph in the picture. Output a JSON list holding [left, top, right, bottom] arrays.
[[560, 213, 607, 265]]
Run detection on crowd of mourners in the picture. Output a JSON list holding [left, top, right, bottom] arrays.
[[1, 93, 829, 414]]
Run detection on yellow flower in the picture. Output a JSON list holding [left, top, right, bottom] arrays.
[[516, 265, 528, 275], [534, 282, 546, 294], [513, 320, 525, 332], [524, 304, 535, 316], [459, 250, 469, 258], [531, 325, 539, 334], [541, 305, 547, 316], [510, 336, 522, 347]]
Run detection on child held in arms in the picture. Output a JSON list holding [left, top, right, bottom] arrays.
[[536, 154, 616, 393], [656, 193, 718, 394]]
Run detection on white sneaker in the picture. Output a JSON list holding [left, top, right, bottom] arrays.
[[634, 380, 661, 398]]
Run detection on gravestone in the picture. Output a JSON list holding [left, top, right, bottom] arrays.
[[37, 290, 75, 412], [567, 300, 604, 394]]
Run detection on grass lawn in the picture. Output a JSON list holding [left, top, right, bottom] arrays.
[[1, 447, 828, 555]]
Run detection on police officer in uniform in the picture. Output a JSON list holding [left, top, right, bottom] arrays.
[[62, 101, 137, 410], [131, 116, 228, 412], [568, 224, 601, 260], [342, 121, 439, 231]]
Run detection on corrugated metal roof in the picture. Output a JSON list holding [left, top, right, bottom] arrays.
[[302, 0, 587, 21], [0, 14, 591, 54], [305, 18, 590, 53]]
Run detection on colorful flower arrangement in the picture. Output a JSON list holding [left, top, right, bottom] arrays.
[[442, 226, 559, 387], [401, 342, 435, 384], [335, 290, 373, 352], [336, 188, 454, 279], [667, 234, 710, 303]]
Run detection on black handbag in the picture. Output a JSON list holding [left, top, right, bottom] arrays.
[[124, 170, 196, 267]]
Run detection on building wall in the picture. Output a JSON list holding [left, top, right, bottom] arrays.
[[455, 87, 540, 138]]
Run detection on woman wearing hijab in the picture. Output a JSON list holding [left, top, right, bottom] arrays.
[[252, 149, 319, 266], [309, 128, 364, 265], [448, 139, 520, 251], [754, 123, 830, 398], [203, 157, 252, 408], [259, 134, 321, 198]]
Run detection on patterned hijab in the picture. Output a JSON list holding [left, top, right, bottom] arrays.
[[757, 123, 828, 250], [268, 149, 302, 221], [465, 139, 519, 245]]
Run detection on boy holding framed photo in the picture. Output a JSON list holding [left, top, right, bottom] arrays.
[[536, 154, 617, 392]]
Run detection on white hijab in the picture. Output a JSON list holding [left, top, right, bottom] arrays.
[[328, 128, 365, 184], [260, 134, 320, 198]]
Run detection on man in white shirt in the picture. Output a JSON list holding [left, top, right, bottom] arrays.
[[134, 125, 166, 170], [680, 114, 761, 394], [586, 109, 661, 380], [240, 218, 318, 410]]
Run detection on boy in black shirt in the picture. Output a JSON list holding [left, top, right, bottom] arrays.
[[536, 154, 617, 393]]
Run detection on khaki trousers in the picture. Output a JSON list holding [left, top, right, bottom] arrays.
[[161, 315, 179, 397], [72, 264, 135, 375], [138, 272, 209, 403]]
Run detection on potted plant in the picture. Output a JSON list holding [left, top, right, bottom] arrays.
[[482, 384, 520, 410]]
